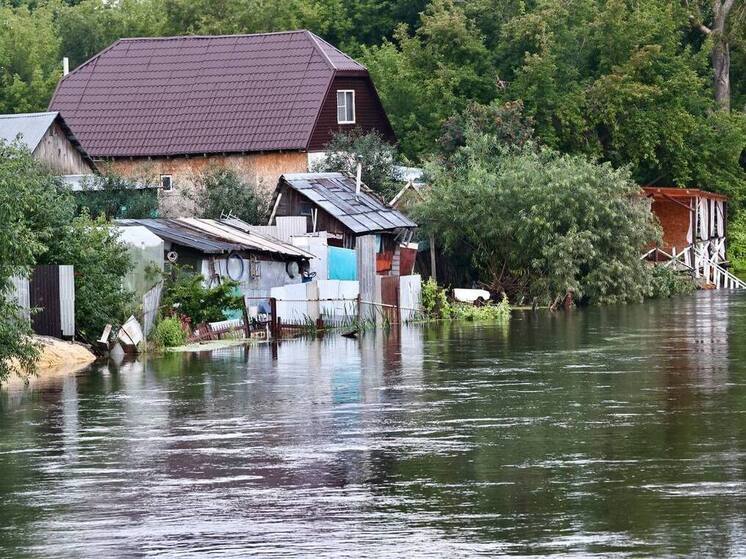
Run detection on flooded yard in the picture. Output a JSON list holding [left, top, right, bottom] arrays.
[[3, 291, 746, 557]]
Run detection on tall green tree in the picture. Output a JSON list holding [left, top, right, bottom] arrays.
[[0, 141, 73, 381], [0, 2, 60, 113], [415, 132, 661, 304], [362, 0, 497, 159]]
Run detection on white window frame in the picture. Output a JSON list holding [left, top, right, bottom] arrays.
[[160, 174, 173, 192], [337, 90, 356, 124]]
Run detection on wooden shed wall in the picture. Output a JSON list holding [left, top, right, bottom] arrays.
[[308, 76, 396, 151], [33, 121, 95, 175], [274, 183, 356, 247]]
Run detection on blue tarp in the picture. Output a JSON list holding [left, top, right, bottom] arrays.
[[328, 246, 357, 280]]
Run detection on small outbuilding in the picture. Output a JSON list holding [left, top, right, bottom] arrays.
[[115, 218, 314, 300], [272, 172, 417, 275], [0, 111, 96, 176], [643, 187, 743, 289], [644, 187, 727, 261]]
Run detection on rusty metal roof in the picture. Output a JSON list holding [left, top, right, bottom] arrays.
[[642, 187, 728, 202], [49, 31, 367, 158], [116, 218, 313, 259], [279, 173, 417, 234]]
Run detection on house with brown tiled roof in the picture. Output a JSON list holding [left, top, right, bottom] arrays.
[[49, 30, 395, 216]]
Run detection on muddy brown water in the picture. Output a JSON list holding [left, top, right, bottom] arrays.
[[2, 291, 746, 557]]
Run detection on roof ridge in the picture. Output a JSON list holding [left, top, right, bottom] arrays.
[[0, 111, 58, 119], [305, 30, 337, 70], [117, 30, 311, 42], [307, 32, 367, 71]]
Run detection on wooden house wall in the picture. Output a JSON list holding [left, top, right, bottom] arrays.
[[307, 76, 396, 151], [33, 121, 95, 175]]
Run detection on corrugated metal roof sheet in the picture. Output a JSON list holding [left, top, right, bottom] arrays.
[[115, 218, 313, 259], [49, 30, 367, 157], [0, 111, 95, 168], [0, 112, 58, 151], [279, 172, 417, 234]]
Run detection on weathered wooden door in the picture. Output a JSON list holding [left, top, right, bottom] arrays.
[[381, 275, 400, 324]]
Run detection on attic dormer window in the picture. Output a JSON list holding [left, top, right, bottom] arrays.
[[337, 90, 355, 124]]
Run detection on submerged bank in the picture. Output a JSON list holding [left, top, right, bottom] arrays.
[[4, 336, 95, 390]]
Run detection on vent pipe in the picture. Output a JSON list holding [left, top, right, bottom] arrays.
[[355, 162, 362, 197], [62, 57, 70, 76]]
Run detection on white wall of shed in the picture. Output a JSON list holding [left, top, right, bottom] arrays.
[[8, 276, 30, 321], [116, 226, 165, 299], [202, 257, 302, 301], [291, 233, 328, 280]]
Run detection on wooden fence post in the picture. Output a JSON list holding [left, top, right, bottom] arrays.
[[241, 297, 251, 339], [270, 297, 278, 339]]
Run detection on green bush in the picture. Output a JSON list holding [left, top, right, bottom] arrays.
[[188, 167, 268, 224], [151, 316, 187, 348], [42, 212, 134, 343], [75, 174, 159, 219], [449, 295, 511, 322], [421, 278, 450, 318], [162, 268, 243, 325], [415, 140, 661, 305], [648, 265, 696, 299]]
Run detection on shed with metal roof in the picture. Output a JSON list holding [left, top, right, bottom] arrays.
[[115, 217, 315, 300], [0, 111, 96, 175], [273, 172, 417, 249]]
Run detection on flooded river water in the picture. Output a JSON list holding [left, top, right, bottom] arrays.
[[3, 291, 746, 557]]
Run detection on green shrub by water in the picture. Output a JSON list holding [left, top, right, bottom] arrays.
[[422, 279, 511, 322], [162, 267, 243, 325], [648, 266, 696, 298], [450, 297, 511, 321], [152, 317, 187, 348]]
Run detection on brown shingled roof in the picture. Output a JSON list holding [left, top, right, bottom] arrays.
[[48, 30, 367, 158]]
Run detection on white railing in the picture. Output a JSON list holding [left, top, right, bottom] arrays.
[[642, 240, 746, 290]]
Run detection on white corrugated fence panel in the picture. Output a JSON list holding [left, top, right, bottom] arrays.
[[142, 281, 163, 337], [318, 280, 359, 325], [58, 265, 75, 337], [8, 276, 30, 320], [271, 282, 319, 324], [399, 275, 422, 323]]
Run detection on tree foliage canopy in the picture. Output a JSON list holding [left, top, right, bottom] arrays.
[[188, 167, 269, 225], [0, 142, 133, 381], [415, 132, 661, 305], [315, 129, 399, 200]]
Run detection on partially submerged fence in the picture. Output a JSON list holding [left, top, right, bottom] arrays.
[[269, 275, 422, 329]]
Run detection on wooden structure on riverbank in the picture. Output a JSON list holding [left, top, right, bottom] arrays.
[[642, 187, 745, 289]]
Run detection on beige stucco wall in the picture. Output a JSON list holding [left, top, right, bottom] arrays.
[[99, 151, 309, 217]]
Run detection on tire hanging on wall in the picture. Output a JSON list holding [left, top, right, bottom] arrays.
[[227, 251, 245, 281]]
